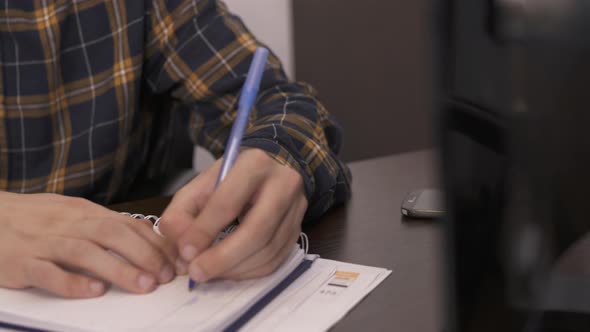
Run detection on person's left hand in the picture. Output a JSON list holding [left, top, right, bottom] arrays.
[[160, 148, 307, 282]]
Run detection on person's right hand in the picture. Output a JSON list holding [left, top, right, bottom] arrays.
[[0, 192, 180, 299]]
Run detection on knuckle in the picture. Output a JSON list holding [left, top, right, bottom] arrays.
[[64, 196, 90, 209], [96, 221, 126, 240], [37, 193, 60, 201], [127, 241, 166, 272], [175, 184, 192, 199], [64, 197, 98, 220], [108, 227, 166, 272], [48, 193, 72, 203], [63, 240, 94, 262], [123, 217, 151, 234], [140, 251, 167, 272], [160, 210, 184, 227], [157, 217, 176, 239]]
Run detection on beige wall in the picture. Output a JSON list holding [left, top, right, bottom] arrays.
[[224, 0, 295, 78]]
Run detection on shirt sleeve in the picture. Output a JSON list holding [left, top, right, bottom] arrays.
[[143, 0, 351, 221]]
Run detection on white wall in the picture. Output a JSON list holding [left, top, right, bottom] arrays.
[[223, 0, 295, 78]]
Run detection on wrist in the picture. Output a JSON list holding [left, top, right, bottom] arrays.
[[241, 138, 314, 202]]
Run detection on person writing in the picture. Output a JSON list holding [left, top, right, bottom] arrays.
[[0, 0, 350, 299]]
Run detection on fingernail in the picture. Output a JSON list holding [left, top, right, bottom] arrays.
[[159, 265, 174, 283], [181, 245, 199, 261], [89, 281, 104, 295], [175, 258, 188, 275], [189, 264, 207, 282], [138, 274, 156, 291]]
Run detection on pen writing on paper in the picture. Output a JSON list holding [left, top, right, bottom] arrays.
[[188, 47, 270, 291]]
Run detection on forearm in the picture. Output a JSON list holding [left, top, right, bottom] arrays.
[[144, 0, 351, 220]]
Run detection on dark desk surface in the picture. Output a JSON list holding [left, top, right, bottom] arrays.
[[111, 150, 443, 332]]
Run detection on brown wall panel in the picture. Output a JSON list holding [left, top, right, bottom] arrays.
[[293, 0, 436, 161]]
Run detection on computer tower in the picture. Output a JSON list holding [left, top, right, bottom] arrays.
[[439, 0, 590, 331]]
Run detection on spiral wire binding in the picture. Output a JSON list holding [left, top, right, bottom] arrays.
[[299, 232, 309, 254], [121, 212, 309, 254], [120, 212, 164, 237]]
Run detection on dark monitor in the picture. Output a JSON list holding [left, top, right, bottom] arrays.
[[439, 0, 590, 331]]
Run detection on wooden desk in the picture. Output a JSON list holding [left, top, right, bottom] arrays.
[[111, 150, 443, 332]]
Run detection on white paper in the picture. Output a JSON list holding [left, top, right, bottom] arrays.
[[242, 257, 392, 332], [0, 250, 392, 332], [0, 247, 305, 332]]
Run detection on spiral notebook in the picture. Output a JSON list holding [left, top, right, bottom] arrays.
[[0, 214, 391, 332]]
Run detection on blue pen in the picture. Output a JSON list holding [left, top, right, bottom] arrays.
[[189, 47, 270, 291]]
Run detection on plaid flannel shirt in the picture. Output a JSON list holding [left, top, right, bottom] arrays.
[[0, 0, 351, 220]]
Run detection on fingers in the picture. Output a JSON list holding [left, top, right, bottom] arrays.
[[227, 241, 300, 280], [160, 161, 222, 242], [22, 259, 106, 299], [178, 152, 271, 262], [186, 177, 305, 282], [221, 203, 304, 280], [38, 237, 160, 294], [69, 216, 174, 284], [223, 196, 307, 280], [121, 217, 182, 276], [0, 193, 183, 299]]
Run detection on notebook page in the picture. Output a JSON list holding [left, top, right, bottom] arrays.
[[0, 247, 305, 332], [142, 247, 305, 332]]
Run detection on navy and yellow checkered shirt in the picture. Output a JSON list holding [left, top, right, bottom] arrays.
[[0, 0, 350, 220]]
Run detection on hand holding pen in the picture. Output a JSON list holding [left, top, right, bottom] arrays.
[[160, 48, 308, 286]]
